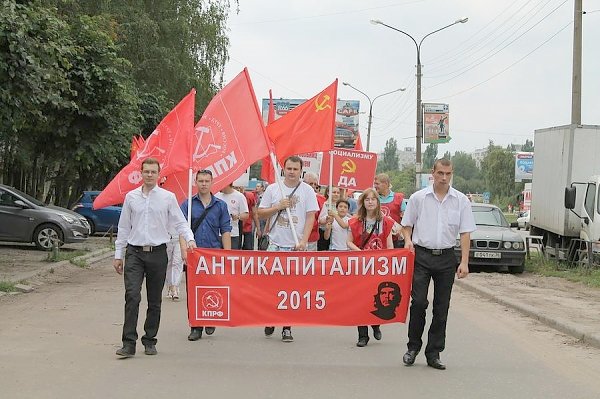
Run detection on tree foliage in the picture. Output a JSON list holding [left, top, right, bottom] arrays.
[[0, 0, 235, 206], [377, 138, 399, 173], [422, 143, 438, 170]]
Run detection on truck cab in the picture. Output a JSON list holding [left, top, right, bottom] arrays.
[[565, 175, 600, 255]]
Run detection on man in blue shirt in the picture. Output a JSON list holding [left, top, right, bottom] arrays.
[[180, 169, 232, 341]]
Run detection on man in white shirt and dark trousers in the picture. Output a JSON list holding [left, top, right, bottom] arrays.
[[215, 183, 249, 250], [401, 158, 476, 370], [258, 156, 319, 342], [113, 158, 196, 358]]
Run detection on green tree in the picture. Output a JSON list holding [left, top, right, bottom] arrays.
[[481, 144, 516, 199], [422, 143, 438, 170], [377, 138, 399, 172], [522, 139, 534, 152]]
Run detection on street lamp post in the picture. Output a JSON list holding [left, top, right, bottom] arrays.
[[342, 82, 405, 151], [370, 17, 468, 189]]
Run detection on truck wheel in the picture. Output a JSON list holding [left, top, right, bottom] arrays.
[[509, 263, 525, 274], [34, 223, 64, 250]]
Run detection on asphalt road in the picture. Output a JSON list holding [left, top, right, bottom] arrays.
[[1, 258, 599, 399]]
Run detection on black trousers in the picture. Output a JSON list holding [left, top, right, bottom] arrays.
[[122, 245, 168, 348], [357, 325, 380, 338], [241, 231, 254, 250], [407, 247, 457, 360]]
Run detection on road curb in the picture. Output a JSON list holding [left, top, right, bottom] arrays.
[[6, 247, 113, 285], [455, 279, 600, 349]]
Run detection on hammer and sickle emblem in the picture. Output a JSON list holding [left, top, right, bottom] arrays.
[[341, 159, 356, 174], [314, 94, 332, 112]]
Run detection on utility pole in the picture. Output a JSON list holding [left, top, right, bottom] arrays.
[[571, 0, 582, 125]]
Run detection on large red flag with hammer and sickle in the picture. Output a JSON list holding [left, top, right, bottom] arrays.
[[93, 90, 196, 209], [266, 80, 337, 161]]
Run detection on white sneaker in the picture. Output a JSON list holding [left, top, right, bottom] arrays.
[[173, 286, 180, 300]]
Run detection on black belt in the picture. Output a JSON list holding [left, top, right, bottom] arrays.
[[127, 243, 166, 252], [415, 244, 454, 256]]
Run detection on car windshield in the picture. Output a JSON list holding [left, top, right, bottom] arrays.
[[472, 206, 509, 227], [7, 186, 45, 207]]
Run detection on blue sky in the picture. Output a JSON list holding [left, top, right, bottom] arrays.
[[223, 0, 600, 154]]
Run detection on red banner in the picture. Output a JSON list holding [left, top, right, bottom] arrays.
[[319, 148, 378, 190], [186, 248, 414, 327]]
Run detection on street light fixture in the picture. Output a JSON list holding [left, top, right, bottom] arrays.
[[370, 17, 468, 189], [342, 82, 405, 152]]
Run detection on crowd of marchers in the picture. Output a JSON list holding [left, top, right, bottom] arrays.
[[112, 156, 475, 371]]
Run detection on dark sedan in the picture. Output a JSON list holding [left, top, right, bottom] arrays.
[[0, 184, 90, 250], [455, 203, 526, 274]]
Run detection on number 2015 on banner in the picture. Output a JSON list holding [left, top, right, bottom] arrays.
[[277, 290, 326, 310]]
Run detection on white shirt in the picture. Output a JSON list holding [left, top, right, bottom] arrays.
[[215, 190, 249, 237], [259, 181, 319, 247], [114, 186, 194, 259], [401, 185, 476, 250], [329, 215, 350, 250]]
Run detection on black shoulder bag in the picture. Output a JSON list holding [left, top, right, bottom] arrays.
[[191, 206, 213, 234], [258, 183, 301, 250]]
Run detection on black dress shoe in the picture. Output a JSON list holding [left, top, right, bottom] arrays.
[[188, 328, 202, 341], [356, 337, 369, 347], [402, 350, 419, 366], [116, 346, 135, 358], [264, 326, 275, 336], [427, 358, 446, 370], [205, 327, 216, 335], [144, 344, 157, 355], [372, 326, 382, 341]]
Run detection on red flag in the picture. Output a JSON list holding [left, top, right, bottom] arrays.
[[130, 135, 145, 161], [260, 90, 277, 184], [267, 80, 337, 161], [162, 68, 271, 203], [93, 90, 196, 209], [354, 133, 364, 151]]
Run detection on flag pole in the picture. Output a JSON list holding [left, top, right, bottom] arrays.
[[328, 150, 334, 210]]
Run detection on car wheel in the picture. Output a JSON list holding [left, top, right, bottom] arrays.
[[509, 263, 525, 274], [86, 218, 96, 235], [33, 223, 64, 250]]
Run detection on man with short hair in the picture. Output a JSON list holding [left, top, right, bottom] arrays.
[[216, 183, 249, 250], [258, 156, 319, 342], [181, 169, 232, 341], [114, 158, 196, 358], [374, 173, 405, 248], [401, 158, 476, 370]]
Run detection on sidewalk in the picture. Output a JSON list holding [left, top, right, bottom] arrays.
[[455, 272, 600, 349]]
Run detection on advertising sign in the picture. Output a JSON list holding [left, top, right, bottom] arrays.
[[262, 98, 360, 150], [423, 103, 450, 144], [319, 149, 378, 190], [186, 248, 414, 326], [515, 152, 534, 182]]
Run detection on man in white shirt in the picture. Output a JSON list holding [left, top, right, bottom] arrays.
[[258, 156, 319, 342], [113, 158, 196, 358], [401, 158, 476, 370], [215, 183, 249, 250]]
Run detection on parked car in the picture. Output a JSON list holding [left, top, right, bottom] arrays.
[[72, 191, 121, 234], [456, 203, 526, 274], [0, 184, 90, 250], [516, 210, 530, 230]]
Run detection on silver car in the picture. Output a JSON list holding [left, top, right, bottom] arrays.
[[455, 203, 526, 274], [0, 184, 90, 250]]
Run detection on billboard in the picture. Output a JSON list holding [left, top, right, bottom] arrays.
[[515, 152, 534, 182], [261, 98, 360, 149], [423, 103, 450, 144]]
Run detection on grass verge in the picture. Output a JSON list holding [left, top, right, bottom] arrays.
[[526, 253, 600, 288], [46, 249, 87, 264], [0, 281, 16, 292]]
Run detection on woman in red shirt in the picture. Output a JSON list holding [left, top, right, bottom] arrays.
[[347, 188, 395, 347]]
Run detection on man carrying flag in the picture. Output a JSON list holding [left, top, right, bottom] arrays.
[[258, 156, 319, 342]]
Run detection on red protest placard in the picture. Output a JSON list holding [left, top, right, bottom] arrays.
[[319, 149, 378, 190], [186, 248, 414, 327]]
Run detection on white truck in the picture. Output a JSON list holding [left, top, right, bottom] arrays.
[[529, 124, 600, 261]]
